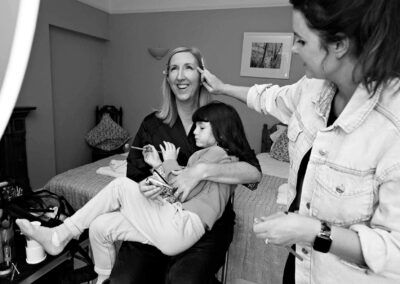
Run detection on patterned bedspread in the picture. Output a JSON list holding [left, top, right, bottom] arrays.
[[43, 154, 126, 211], [227, 174, 289, 284]]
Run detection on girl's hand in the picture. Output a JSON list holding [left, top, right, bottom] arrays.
[[138, 179, 163, 200], [160, 141, 180, 161], [197, 68, 226, 95], [253, 212, 320, 247], [142, 144, 162, 168]]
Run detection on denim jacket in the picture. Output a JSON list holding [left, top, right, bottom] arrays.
[[247, 76, 400, 283]]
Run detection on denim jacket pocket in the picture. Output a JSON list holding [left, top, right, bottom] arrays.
[[311, 165, 374, 226]]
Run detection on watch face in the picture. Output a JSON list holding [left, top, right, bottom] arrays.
[[313, 234, 332, 253], [313, 222, 332, 253]]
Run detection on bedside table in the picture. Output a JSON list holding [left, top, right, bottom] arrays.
[[1, 230, 94, 283]]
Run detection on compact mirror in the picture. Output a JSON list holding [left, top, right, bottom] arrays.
[[0, 0, 41, 139]]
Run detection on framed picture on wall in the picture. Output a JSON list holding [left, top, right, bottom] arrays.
[[240, 32, 294, 79]]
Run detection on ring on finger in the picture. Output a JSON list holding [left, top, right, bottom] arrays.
[[265, 238, 269, 245]]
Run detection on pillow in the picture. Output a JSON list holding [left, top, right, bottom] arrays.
[[85, 113, 131, 151], [270, 124, 287, 143], [269, 128, 289, 163]]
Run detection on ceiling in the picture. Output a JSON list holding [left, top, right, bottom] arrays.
[[76, 0, 290, 14]]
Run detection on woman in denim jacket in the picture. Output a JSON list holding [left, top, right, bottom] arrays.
[[199, 0, 400, 283]]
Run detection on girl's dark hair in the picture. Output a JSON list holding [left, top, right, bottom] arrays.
[[290, 0, 400, 94], [192, 101, 252, 161]]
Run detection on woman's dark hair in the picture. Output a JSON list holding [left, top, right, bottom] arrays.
[[290, 0, 400, 94], [192, 101, 252, 161]]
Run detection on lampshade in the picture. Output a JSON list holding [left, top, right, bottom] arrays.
[[0, 0, 40, 140], [147, 47, 169, 60]]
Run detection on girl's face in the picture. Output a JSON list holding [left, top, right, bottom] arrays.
[[167, 52, 201, 103], [193, 121, 217, 148], [291, 10, 328, 79]]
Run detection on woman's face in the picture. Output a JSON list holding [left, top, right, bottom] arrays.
[[167, 52, 201, 103], [292, 10, 329, 79]]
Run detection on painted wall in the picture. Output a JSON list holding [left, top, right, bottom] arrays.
[[16, 0, 109, 188], [15, 3, 305, 189], [104, 7, 305, 154]]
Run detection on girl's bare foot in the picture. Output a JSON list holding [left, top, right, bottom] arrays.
[[16, 219, 71, 255]]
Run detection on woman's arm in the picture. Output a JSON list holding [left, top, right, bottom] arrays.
[[197, 161, 261, 184], [199, 68, 250, 103], [174, 161, 261, 185], [253, 212, 366, 266], [169, 161, 261, 202], [330, 225, 365, 265], [254, 165, 400, 273], [200, 68, 306, 125]]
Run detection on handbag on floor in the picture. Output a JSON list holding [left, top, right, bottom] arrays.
[[5, 188, 75, 227], [1, 182, 96, 283]]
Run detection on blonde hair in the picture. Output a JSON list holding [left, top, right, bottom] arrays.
[[156, 47, 211, 126]]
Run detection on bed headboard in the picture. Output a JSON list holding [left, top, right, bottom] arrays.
[[261, 122, 287, 153], [96, 105, 123, 126]]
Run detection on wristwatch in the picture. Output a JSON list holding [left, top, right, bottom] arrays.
[[313, 221, 332, 253]]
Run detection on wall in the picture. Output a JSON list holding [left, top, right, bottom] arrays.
[[104, 7, 305, 153], [17, 3, 305, 189], [16, 0, 109, 188]]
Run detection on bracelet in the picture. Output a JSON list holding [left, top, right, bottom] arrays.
[[153, 165, 167, 180]]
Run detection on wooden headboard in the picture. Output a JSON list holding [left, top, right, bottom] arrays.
[[96, 105, 123, 126]]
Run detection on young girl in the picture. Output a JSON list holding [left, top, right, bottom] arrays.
[[16, 101, 254, 283]]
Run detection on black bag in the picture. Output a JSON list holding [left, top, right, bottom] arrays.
[[7, 189, 75, 227], [0, 184, 96, 283]]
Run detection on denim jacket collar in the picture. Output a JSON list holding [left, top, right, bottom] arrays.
[[312, 80, 336, 124], [335, 84, 381, 133], [314, 81, 381, 133]]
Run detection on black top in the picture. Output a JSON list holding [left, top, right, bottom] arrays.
[[283, 102, 338, 284], [127, 112, 261, 185], [289, 102, 338, 212]]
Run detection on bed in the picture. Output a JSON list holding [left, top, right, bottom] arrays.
[[223, 123, 291, 284], [226, 152, 289, 284], [44, 124, 290, 284], [43, 153, 127, 211]]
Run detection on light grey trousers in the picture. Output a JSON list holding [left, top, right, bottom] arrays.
[[63, 177, 205, 276]]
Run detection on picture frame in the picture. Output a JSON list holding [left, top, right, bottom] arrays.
[[240, 32, 294, 79]]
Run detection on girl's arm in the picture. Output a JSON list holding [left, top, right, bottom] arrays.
[[159, 141, 180, 161], [142, 145, 162, 168]]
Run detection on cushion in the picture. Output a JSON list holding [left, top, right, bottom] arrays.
[[85, 113, 131, 151], [270, 128, 289, 162]]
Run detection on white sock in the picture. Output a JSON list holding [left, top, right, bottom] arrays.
[[51, 231, 62, 247], [96, 274, 109, 284]]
